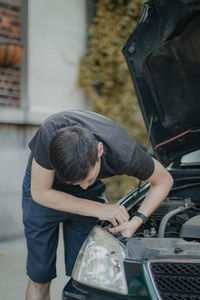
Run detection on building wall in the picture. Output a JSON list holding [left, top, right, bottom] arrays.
[[0, 0, 87, 241], [0, 125, 38, 240], [27, 0, 88, 123]]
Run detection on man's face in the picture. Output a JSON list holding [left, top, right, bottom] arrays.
[[73, 157, 101, 190]]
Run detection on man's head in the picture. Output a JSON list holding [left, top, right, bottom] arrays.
[[49, 126, 103, 189]]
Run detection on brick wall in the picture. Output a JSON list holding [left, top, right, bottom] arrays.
[[0, 0, 22, 107]]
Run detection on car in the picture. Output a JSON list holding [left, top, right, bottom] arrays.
[[63, 0, 200, 299]]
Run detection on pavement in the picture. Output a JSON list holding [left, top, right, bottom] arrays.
[[0, 227, 70, 300]]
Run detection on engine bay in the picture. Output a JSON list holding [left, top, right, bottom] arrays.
[[129, 196, 200, 241], [123, 196, 200, 261]]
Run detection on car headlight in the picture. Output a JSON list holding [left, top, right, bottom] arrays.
[[72, 225, 128, 295]]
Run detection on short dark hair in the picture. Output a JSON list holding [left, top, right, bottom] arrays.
[[49, 126, 98, 184]]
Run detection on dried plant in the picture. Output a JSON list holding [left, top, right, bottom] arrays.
[[79, 0, 147, 202]]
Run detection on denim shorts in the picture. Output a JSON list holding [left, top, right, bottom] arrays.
[[22, 163, 106, 283]]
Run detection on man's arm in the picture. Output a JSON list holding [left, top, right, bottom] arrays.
[[109, 158, 173, 237], [31, 158, 129, 226]]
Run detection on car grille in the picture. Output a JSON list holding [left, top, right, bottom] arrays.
[[149, 261, 200, 300]]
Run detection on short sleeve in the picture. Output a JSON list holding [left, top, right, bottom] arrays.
[[28, 127, 53, 170], [125, 143, 155, 180]]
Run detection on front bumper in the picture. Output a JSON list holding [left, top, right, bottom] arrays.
[[63, 258, 200, 300], [62, 282, 134, 300]]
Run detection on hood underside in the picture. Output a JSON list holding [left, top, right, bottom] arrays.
[[123, 0, 200, 165]]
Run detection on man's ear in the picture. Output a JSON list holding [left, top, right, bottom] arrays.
[[97, 142, 104, 158]]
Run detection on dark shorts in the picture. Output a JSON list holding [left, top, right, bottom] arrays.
[[22, 163, 106, 283]]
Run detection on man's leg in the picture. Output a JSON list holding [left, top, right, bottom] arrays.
[[25, 279, 51, 300], [23, 216, 59, 300], [22, 163, 67, 300]]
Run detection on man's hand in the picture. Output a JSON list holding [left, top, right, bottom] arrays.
[[108, 216, 143, 238], [97, 204, 130, 226], [108, 159, 173, 238]]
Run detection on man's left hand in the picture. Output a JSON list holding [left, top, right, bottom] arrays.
[[108, 216, 143, 238]]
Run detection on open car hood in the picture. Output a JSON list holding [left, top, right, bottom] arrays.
[[123, 0, 200, 165]]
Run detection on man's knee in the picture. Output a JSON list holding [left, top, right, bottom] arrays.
[[29, 278, 51, 292]]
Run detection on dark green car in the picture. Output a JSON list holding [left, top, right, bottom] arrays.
[[63, 0, 200, 299]]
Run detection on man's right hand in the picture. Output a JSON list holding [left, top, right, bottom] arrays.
[[97, 204, 130, 226]]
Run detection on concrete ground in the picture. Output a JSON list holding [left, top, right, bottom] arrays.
[[0, 229, 69, 300]]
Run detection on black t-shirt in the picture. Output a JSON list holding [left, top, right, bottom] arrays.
[[29, 110, 154, 190]]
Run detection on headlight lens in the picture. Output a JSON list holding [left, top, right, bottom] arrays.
[[72, 226, 128, 295]]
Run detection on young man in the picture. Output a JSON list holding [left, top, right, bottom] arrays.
[[22, 110, 173, 300]]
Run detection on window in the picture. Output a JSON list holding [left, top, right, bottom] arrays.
[[0, 0, 26, 107]]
